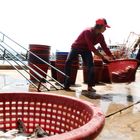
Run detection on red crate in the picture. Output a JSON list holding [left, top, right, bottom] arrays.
[[108, 59, 139, 83], [0, 92, 105, 140]]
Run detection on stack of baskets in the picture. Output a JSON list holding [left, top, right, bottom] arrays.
[[55, 52, 79, 84], [83, 59, 103, 84], [28, 44, 51, 82]]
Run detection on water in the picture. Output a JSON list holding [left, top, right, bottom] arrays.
[[75, 88, 82, 98]]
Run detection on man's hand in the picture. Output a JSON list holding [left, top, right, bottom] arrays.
[[102, 56, 110, 64], [110, 55, 116, 60]]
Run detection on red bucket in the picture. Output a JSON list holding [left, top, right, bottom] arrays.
[[56, 63, 78, 84], [55, 52, 79, 84], [100, 64, 111, 83], [83, 59, 103, 83], [28, 63, 49, 82], [28, 44, 50, 82]]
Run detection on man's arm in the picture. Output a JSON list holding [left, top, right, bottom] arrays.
[[84, 30, 113, 63], [132, 38, 140, 52], [84, 31, 105, 58], [100, 36, 115, 59], [134, 38, 140, 49]]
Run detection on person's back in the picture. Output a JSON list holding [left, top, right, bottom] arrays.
[[72, 28, 106, 51]]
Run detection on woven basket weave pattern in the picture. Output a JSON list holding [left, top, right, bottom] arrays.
[[0, 93, 105, 140]]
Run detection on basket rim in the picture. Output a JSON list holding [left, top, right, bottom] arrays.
[[108, 59, 139, 72], [109, 58, 139, 65], [0, 92, 105, 140]]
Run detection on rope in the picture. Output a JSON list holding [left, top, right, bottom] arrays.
[[105, 100, 140, 118]]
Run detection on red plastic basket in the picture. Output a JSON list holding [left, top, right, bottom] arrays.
[[0, 92, 105, 140], [108, 59, 139, 83]]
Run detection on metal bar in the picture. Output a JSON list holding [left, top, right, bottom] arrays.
[[0, 48, 39, 87], [4, 53, 50, 92], [0, 43, 46, 81], [1, 55, 39, 91], [30, 63, 64, 88], [0, 43, 60, 89], [0, 32, 69, 78], [0, 45, 50, 91], [1, 50, 50, 91], [0, 34, 65, 87]]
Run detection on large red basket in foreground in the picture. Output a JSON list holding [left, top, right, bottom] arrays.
[[0, 92, 105, 140], [108, 59, 139, 83]]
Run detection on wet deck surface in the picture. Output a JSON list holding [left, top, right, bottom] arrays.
[[0, 69, 140, 140]]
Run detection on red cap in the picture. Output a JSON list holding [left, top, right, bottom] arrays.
[[96, 18, 111, 28]]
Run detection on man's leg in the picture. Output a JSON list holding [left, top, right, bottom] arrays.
[[136, 48, 140, 61], [81, 51, 96, 91], [64, 49, 78, 89]]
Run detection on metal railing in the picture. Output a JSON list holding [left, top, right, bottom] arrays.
[[0, 32, 69, 91]]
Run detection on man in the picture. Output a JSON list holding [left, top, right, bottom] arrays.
[[64, 18, 114, 92], [132, 37, 140, 60]]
